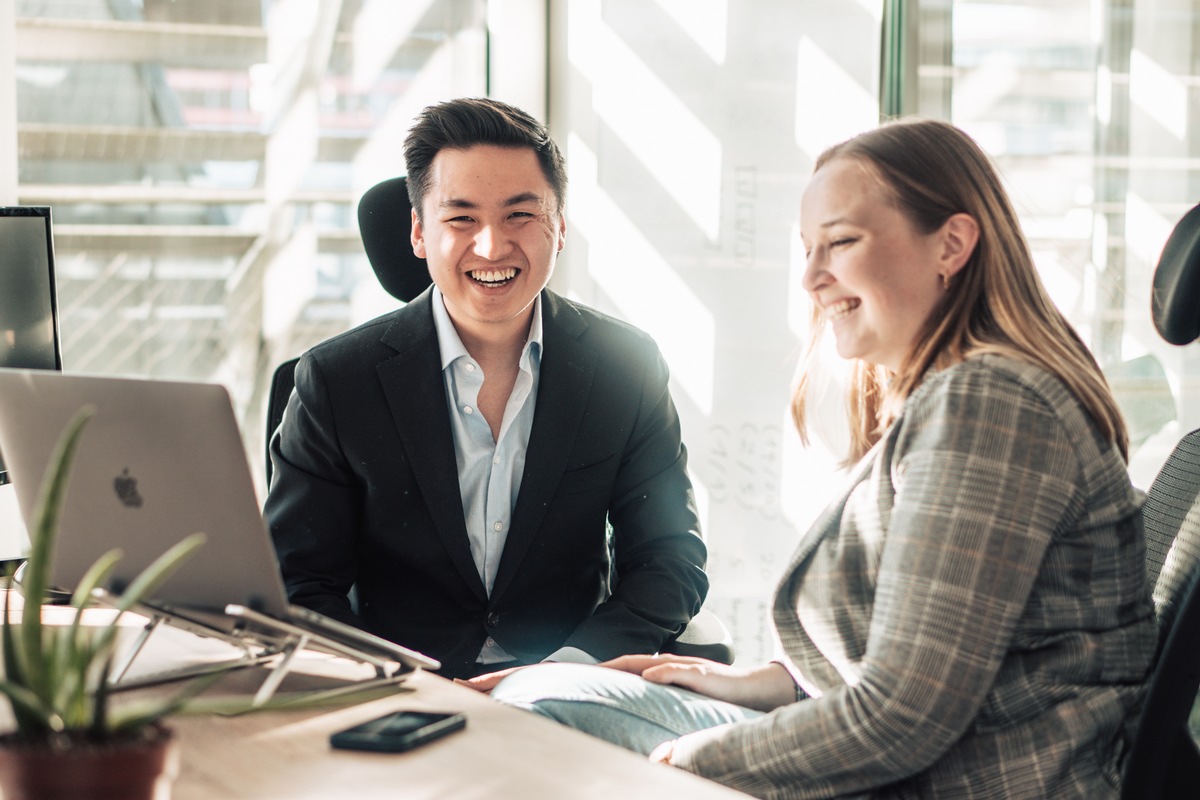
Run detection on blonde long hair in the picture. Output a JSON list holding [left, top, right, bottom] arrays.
[[792, 119, 1128, 464]]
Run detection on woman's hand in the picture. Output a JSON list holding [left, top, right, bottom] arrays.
[[649, 739, 676, 765], [600, 655, 797, 712]]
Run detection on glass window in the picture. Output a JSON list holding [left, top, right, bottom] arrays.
[[552, 0, 1200, 663], [9, 0, 487, 490], [909, 0, 1200, 489]]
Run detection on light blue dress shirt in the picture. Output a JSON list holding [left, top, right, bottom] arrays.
[[430, 288, 596, 666]]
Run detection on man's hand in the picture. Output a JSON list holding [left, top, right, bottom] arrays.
[[454, 665, 528, 693], [600, 654, 796, 713]]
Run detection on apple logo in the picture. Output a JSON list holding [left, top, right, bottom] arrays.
[[113, 467, 143, 508]]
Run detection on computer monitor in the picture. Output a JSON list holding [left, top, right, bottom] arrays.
[[0, 206, 63, 486]]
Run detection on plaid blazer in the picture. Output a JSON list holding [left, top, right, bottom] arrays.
[[672, 355, 1157, 799]]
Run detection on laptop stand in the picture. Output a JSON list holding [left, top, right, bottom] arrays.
[[96, 593, 411, 707]]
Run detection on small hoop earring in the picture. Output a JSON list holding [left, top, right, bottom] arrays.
[[941, 273, 951, 291]]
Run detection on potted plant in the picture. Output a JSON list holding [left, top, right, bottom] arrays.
[[0, 408, 209, 800]]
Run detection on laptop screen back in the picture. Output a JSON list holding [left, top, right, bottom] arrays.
[[0, 370, 291, 617]]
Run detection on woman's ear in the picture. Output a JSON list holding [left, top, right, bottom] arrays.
[[940, 213, 980, 278]]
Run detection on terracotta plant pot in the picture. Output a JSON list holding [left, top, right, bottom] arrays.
[[0, 725, 179, 800]]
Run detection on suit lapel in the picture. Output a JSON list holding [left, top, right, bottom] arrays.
[[377, 289, 487, 602], [490, 292, 596, 601]]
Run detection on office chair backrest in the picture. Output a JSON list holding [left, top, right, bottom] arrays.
[[1119, 201, 1200, 799], [1121, 497, 1200, 799], [265, 357, 300, 488], [1143, 433, 1200, 592], [1152, 203, 1200, 346], [1143, 201, 1200, 589], [357, 176, 432, 305], [265, 177, 430, 485]]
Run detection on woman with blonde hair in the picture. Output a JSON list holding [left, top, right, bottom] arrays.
[[475, 118, 1157, 799]]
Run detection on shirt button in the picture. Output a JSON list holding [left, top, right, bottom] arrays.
[[493, 521, 503, 531], [465, 363, 476, 372], [485, 636, 496, 646], [493, 455, 500, 464], [463, 405, 474, 414]]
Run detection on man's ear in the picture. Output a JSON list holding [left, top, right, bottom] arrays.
[[940, 212, 979, 278], [411, 207, 426, 258], [557, 210, 567, 252]]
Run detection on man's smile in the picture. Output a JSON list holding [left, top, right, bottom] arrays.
[[469, 267, 520, 286]]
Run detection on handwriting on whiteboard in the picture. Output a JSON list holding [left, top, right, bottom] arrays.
[[706, 422, 781, 520]]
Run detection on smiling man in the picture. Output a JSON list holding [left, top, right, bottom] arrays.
[[264, 98, 709, 680]]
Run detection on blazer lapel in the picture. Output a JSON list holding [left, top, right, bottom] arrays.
[[779, 436, 885, 579], [490, 292, 597, 601], [377, 289, 487, 602]]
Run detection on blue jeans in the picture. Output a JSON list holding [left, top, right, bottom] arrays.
[[490, 662, 764, 754]]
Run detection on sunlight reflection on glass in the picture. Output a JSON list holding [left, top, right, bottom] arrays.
[[570, 0, 723, 242], [1130, 49, 1188, 141], [1125, 192, 1175, 275], [793, 36, 875, 160], [568, 133, 716, 415], [263, 223, 318, 340], [951, 54, 1019, 126], [653, 0, 728, 65], [351, 0, 433, 90]]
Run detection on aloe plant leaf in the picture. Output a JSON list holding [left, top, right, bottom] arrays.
[[0, 681, 61, 737], [0, 409, 215, 743], [107, 668, 229, 734], [2, 575, 27, 699], [106, 676, 404, 733], [17, 407, 94, 703], [84, 532, 207, 674], [48, 626, 87, 729], [52, 549, 122, 704], [110, 532, 207, 615], [88, 651, 114, 737], [68, 548, 124, 611]]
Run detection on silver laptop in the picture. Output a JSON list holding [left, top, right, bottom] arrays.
[[0, 367, 439, 674]]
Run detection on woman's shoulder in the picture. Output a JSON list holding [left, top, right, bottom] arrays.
[[909, 353, 1080, 415], [903, 354, 1124, 477]]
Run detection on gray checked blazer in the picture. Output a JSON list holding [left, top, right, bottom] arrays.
[[671, 355, 1157, 799]]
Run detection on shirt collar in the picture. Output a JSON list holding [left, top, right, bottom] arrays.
[[431, 285, 544, 372]]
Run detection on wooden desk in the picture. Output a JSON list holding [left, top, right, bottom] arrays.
[[2, 606, 749, 799], [168, 668, 748, 800]]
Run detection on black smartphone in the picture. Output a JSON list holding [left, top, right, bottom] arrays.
[[329, 710, 466, 753]]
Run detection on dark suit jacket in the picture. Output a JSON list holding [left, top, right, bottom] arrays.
[[264, 287, 708, 678]]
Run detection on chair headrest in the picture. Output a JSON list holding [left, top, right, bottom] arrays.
[[357, 176, 432, 304], [1153, 202, 1200, 346]]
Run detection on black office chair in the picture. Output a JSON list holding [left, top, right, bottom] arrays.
[[264, 356, 301, 487], [265, 176, 735, 665], [1119, 202, 1200, 799]]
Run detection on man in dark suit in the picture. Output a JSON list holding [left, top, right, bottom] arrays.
[[264, 97, 708, 680]]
